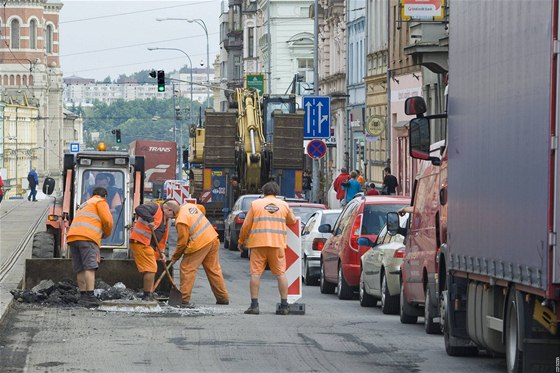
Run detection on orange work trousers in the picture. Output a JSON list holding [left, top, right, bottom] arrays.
[[179, 238, 229, 303]]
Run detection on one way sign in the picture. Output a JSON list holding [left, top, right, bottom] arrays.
[[303, 96, 330, 139]]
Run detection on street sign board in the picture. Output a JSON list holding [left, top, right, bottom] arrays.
[[70, 143, 80, 153], [303, 96, 330, 139], [306, 139, 327, 159], [246, 74, 265, 95]]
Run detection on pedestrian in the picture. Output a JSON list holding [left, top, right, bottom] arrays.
[[342, 171, 362, 203], [302, 169, 312, 200], [0, 175, 4, 203], [356, 170, 365, 189], [162, 199, 229, 308], [381, 167, 399, 195], [67, 187, 113, 306], [366, 182, 380, 196], [333, 167, 350, 206], [237, 181, 297, 315], [129, 201, 169, 301], [27, 168, 38, 202]]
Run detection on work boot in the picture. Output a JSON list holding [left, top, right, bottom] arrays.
[[276, 305, 289, 315], [216, 299, 229, 305], [178, 302, 196, 309], [244, 306, 260, 315], [142, 292, 156, 302], [78, 294, 100, 307]]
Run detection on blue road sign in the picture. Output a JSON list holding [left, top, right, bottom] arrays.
[[70, 143, 80, 153], [307, 139, 327, 159], [303, 96, 330, 139]]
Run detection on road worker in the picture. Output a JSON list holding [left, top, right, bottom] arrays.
[[67, 187, 113, 306], [162, 199, 229, 308], [237, 181, 297, 315], [130, 201, 169, 301]]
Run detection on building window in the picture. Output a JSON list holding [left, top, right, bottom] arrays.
[[29, 19, 37, 49], [233, 55, 242, 81], [46, 24, 53, 54], [248, 27, 254, 58], [11, 19, 20, 49]]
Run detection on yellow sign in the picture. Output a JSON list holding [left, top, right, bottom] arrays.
[[366, 116, 385, 137]]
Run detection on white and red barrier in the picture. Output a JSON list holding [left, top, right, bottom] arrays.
[[199, 191, 212, 204], [285, 218, 302, 304], [164, 180, 193, 205]]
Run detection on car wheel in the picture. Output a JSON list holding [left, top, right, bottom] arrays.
[[320, 262, 336, 294], [424, 287, 441, 334], [400, 281, 418, 324], [223, 229, 230, 249], [303, 257, 316, 286], [337, 265, 354, 300], [359, 267, 376, 307], [381, 273, 399, 314], [229, 231, 238, 251]]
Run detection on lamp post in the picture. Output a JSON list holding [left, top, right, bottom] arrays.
[[155, 17, 210, 108], [148, 47, 194, 180]]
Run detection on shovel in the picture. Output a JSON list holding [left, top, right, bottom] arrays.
[[151, 231, 183, 307]]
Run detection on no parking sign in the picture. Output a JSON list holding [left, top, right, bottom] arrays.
[[306, 139, 326, 159]]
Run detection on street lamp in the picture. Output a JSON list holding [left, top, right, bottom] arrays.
[[155, 17, 210, 108], [148, 46, 194, 180]]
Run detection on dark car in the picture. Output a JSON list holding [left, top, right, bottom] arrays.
[[223, 194, 262, 253], [319, 195, 410, 300]]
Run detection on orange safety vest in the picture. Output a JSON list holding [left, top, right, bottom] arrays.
[[174, 203, 218, 254], [239, 196, 295, 250], [67, 195, 113, 247], [130, 204, 169, 250]]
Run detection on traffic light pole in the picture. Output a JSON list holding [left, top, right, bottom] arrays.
[[172, 83, 183, 180]]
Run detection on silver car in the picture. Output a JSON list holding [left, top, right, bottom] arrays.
[[300, 209, 342, 286], [358, 213, 409, 314]]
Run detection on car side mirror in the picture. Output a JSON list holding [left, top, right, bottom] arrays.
[[387, 212, 400, 236], [318, 224, 332, 233], [357, 236, 375, 247]]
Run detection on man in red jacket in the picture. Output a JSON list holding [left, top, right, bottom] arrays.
[[333, 167, 350, 206]]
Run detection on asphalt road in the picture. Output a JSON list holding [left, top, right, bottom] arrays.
[[0, 243, 507, 373]]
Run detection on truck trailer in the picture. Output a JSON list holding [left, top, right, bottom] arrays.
[[128, 140, 177, 195], [405, 1, 560, 372]]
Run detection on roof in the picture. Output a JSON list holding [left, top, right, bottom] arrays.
[[287, 202, 327, 209]]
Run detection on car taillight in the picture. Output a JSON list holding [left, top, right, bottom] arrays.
[[393, 248, 405, 258], [349, 214, 363, 251], [312, 238, 326, 251], [235, 212, 246, 224]]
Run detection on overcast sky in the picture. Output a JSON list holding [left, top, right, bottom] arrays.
[[59, 0, 222, 81]]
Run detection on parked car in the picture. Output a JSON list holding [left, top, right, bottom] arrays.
[[300, 209, 342, 286], [358, 212, 409, 314], [319, 195, 410, 300], [287, 202, 327, 230], [224, 194, 262, 253]]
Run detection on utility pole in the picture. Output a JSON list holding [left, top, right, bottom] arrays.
[[311, 0, 320, 203]]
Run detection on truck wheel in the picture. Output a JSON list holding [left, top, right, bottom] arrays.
[[32, 232, 55, 258], [505, 291, 523, 373], [359, 268, 376, 307], [400, 282, 418, 324], [337, 266, 354, 300], [424, 288, 441, 334], [320, 262, 336, 294], [381, 273, 399, 314], [441, 288, 479, 356]]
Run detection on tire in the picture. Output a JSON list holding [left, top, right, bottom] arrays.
[[223, 229, 230, 249], [400, 281, 418, 324], [359, 268, 376, 307], [320, 262, 336, 294], [337, 265, 354, 300], [505, 291, 523, 373], [303, 257, 318, 286], [381, 273, 399, 314], [229, 231, 238, 251], [32, 231, 56, 258], [441, 288, 479, 357], [424, 288, 441, 334], [240, 247, 248, 258]]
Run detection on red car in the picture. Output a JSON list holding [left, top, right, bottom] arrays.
[[319, 195, 410, 300]]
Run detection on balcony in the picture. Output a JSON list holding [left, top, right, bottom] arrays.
[[404, 23, 448, 74]]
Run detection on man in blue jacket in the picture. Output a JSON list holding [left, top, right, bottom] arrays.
[[27, 168, 39, 202]]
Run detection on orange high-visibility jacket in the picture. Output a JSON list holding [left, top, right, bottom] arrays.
[[238, 195, 296, 250], [172, 203, 218, 258], [67, 195, 113, 247], [130, 203, 169, 251]]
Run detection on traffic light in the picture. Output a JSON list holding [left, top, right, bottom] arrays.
[[111, 129, 121, 143], [157, 70, 165, 92]]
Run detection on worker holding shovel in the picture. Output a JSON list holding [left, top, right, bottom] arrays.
[[130, 201, 170, 301], [162, 199, 229, 308]]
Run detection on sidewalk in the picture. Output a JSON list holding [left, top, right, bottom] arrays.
[[0, 199, 49, 324]]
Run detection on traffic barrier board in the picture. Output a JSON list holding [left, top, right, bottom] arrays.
[[285, 218, 302, 304]]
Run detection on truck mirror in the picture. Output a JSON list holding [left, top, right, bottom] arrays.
[[42, 177, 55, 195], [387, 212, 400, 236], [409, 117, 431, 160], [404, 96, 427, 116]]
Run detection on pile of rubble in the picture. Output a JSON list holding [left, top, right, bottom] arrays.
[[11, 279, 143, 306]]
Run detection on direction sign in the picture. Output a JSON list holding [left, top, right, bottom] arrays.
[[69, 143, 80, 153], [303, 96, 330, 139], [306, 139, 327, 159]]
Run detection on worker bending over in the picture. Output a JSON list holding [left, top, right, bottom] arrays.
[[130, 201, 169, 301], [162, 200, 229, 308]]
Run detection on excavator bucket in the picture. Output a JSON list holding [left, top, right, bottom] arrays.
[[24, 259, 174, 294]]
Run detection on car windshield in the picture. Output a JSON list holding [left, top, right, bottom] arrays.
[[241, 196, 259, 211], [361, 204, 408, 236], [291, 206, 324, 224]]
